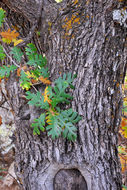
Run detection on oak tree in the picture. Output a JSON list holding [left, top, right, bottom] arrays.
[[0, 0, 127, 189]]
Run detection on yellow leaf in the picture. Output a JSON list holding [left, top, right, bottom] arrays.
[[46, 115, 52, 124], [1, 38, 11, 44], [25, 71, 37, 79], [124, 97, 127, 101], [43, 87, 51, 104], [13, 39, 23, 46]]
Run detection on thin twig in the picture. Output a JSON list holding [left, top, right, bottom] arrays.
[[31, 83, 38, 92], [2, 46, 20, 68], [7, 171, 21, 186]]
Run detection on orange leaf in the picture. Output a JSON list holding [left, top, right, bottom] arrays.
[[121, 118, 127, 127], [17, 65, 27, 77], [0, 28, 19, 42], [17, 68, 21, 77], [39, 76, 51, 85], [0, 116, 2, 125], [31, 79, 38, 84], [119, 155, 127, 172]]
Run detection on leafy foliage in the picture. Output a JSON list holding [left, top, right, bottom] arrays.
[[0, 28, 19, 44], [118, 146, 127, 173], [119, 74, 127, 190], [31, 114, 45, 135], [51, 73, 75, 108], [25, 43, 47, 68], [19, 70, 31, 90], [0, 8, 5, 27], [0, 65, 17, 78], [26, 73, 81, 141], [0, 8, 81, 141], [26, 91, 49, 109], [0, 45, 6, 60], [120, 75, 127, 138], [25, 43, 37, 58], [46, 108, 80, 140], [10, 47, 23, 63]]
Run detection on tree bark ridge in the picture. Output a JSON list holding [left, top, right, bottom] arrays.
[[1, 0, 127, 189]]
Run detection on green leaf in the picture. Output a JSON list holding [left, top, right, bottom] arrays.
[[61, 109, 82, 124], [62, 121, 77, 141], [0, 45, 6, 60], [0, 65, 17, 78], [122, 185, 127, 190], [59, 111, 78, 141], [46, 108, 80, 141], [31, 113, 45, 135], [36, 67, 49, 78], [41, 56, 47, 66], [0, 8, 5, 27], [46, 112, 62, 139], [61, 72, 76, 87], [25, 43, 37, 57], [25, 43, 47, 67], [27, 54, 44, 67], [10, 47, 23, 62], [26, 91, 49, 109], [19, 70, 31, 90], [51, 73, 75, 108]]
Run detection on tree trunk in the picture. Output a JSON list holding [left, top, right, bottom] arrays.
[[1, 0, 127, 189]]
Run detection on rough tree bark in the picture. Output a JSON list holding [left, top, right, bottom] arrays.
[[0, 0, 127, 189]]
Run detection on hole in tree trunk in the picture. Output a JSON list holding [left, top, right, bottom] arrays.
[[53, 168, 88, 190]]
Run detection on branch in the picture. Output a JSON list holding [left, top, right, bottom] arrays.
[[17, 0, 43, 47], [2, 46, 20, 68]]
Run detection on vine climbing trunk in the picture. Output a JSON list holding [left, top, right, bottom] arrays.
[[1, 0, 127, 190]]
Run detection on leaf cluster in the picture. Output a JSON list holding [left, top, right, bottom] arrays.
[[26, 73, 81, 141], [0, 8, 81, 141], [0, 65, 17, 78]]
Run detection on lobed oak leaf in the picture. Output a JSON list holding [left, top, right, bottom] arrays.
[[0, 28, 19, 43]]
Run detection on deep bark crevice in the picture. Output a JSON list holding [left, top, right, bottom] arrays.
[[54, 168, 88, 190]]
